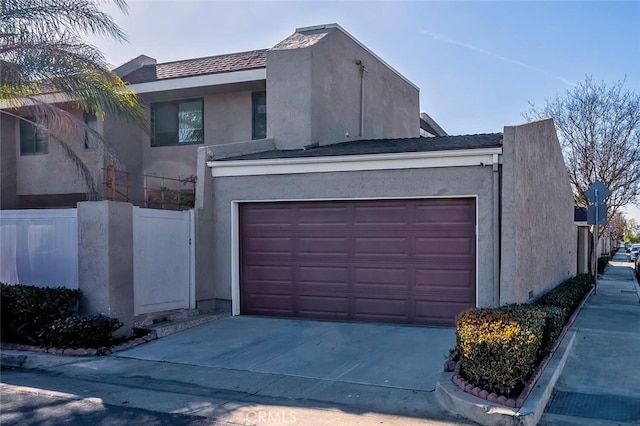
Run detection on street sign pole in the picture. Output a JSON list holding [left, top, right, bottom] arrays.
[[586, 181, 611, 294], [594, 189, 598, 294]]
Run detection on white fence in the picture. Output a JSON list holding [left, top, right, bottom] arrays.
[[0, 209, 79, 289], [0, 205, 195, 317], [133, 207, 195, 315]]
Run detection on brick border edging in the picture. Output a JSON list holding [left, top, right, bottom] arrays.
[[0, 333, 158, 357], [446, 285, 594, 408]]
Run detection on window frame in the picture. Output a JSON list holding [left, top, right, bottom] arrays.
[[84, 112, 99, 149], [252, 91, 267, 140], [150, 98, 204, 147], [19, 117, 48, 156]]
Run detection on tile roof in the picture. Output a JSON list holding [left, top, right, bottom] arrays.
[[122, 49, 267, 84], [220, 133, 503, 161]]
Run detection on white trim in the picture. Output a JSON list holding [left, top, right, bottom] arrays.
[[209, 148, 502, 177], [296, 24, 418, 90], [231, 202, 241, 316], [231, 195, 480, 317], [128, 69, 266, 94], [189, 209, 196, 310]]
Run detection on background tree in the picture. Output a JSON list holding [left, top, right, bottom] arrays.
[[608, 210, 626, 242], [625, 218, 640, 243], [0, 0, 146, 198], [524, 76, 640, 220]]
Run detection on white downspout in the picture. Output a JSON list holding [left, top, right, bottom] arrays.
[[492, 153, 501, 307], [356, 60, 367, 137]]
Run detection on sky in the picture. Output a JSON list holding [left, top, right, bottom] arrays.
[[86, 0, 640, 223]]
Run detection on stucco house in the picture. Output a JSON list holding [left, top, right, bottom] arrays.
[[196, 117, 577, 327], [1, 23, 442, 210], [0, 23, 577, 330]]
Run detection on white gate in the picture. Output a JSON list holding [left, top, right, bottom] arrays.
[[133, 207, 195, 315], [0, 209, 78, 289]]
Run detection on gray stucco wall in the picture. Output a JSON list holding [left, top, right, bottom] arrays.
[[266, 41, 313, 149], [500, 119, 576, 304], [208, 165, 497, 308], [0, 114, 18, 209], [310, 29, 419, 143], [267, 26, 419, 150], [194, 147, 217, 311], [77, 201, 134, 336]]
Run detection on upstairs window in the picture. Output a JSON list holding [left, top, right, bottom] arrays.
[[84, 112, 98, 149], [151, 99, 204, 146], [20, 118, 48, 155], [252, 91, 267, 140]]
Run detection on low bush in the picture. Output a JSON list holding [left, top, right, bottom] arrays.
[[456, 306, 546, 396], [38, 316, 123, 349], [455, 274, 594, 399], [535, 305, 567, 357], [1, 283, 124, 349], [597, 256, 610, 274], [1, 283, 81, 344], [535, 274, 593, 313]]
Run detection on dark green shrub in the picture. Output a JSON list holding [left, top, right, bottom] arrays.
[[38, 316, 123, 349], [456, 306, 545, 396], [597, 256, 610, 274], [535, 274, 593, 313], [1, 283, 81, 344], [535, 305, 567, 357]]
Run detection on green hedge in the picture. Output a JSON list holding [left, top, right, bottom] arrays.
[[597, 256, 610, 274], [1, 283, 123, 348], [38, 315, 123, 349], [455, 274, 593, 397], [456, 306, 545, 396], [1, 283, 81, 344], [535, 274, 593, 313]]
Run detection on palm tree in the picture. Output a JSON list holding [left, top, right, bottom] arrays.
[[0, 0, 146, 198]]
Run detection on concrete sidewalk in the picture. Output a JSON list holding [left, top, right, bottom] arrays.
[[540, 248, 640, 425]]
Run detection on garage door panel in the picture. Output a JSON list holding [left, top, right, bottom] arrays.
[[298, 266, 349, 284], [354, 237, 409, 256], [243, 207, 294, 227], [415, 203, 474, 224], [298, 295, 350, 318], [354, 205, 409, 226], [297, 236, 349, 256], [415, 269, 475, 287], [245, 265, 293, 283], [354, 297, 409, 320], [354, 267, 409, 288], [244, 237, 293, 255], [240, 198, 476, 326], [297, 207, 349, 226], [413, 288, 475, 303], [415, 237, 475, 255], [242, 293, 295, 314]]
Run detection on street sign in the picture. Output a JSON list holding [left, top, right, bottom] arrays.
[[585, 180, 611, 204], [606, 226, 615, 232], [587, 204, 608, 225]]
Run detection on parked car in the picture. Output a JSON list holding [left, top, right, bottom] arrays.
[[629, 245, 640, 262], [635, 252, 640, 280]]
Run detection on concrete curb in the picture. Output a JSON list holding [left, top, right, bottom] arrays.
[[436, 329, 577, 426]]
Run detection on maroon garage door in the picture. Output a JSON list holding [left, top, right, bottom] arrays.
[[240, 198, 476, 326]]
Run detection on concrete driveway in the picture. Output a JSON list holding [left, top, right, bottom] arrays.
[[116, 316, 455, 392]]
